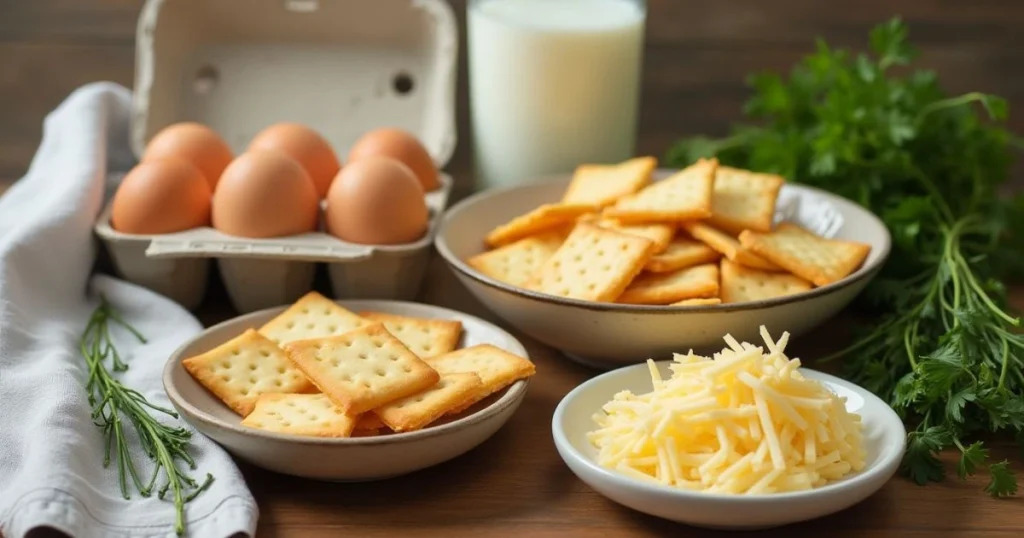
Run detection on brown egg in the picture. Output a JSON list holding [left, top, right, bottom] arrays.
[[347, 128, 440, 191], [111, 158, 212, 234], [142, 122, 234, 189], [248, 123, 340, 198], [212, 151, 319, 238], [326, 156, 428, 245]]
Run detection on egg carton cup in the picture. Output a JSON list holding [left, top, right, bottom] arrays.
[[95, 173, 452, 313]]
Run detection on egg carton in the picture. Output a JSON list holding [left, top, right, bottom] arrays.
[[100, 0, 459, 312], [95, 174, 451, 312]]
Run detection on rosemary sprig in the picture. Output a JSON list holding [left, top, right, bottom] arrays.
[[81, 296, 214, 535]]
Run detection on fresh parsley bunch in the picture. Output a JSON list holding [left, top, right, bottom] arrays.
[[666, 18, 1024, 496]]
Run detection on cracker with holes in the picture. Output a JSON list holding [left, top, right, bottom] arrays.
[[467, 230, 565, 287], [485, 203, 597, 248], [683, 222, 781, 272], [561, 156, 656, 207], [373, 372, 483, 432], [707, 166, 785, 234], [358, 311, 463, 359], [720, 259, 812, 303], [645, 233, 721, 272], [617, 263, 720, 305], [182, 328, 313, 416], [425, 344, 535, 414], [594, 218, 674, 254], [604, 158, 717, 223], [241, 393, 358, 437], [739, 223, 871, 286], [530, 223, 654, 301], [283, 323, 439, 415], [259, 291, 372, 345]]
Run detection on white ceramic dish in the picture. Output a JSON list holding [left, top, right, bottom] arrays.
[[163, 300, 531, 481], [551, 360, 906, 530], [435, 171, 892, 368]]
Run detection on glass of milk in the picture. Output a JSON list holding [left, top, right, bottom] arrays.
[[468, 0, 647, 190]]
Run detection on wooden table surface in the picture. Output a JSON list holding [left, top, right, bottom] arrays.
[[3, 1, 1024, 536]]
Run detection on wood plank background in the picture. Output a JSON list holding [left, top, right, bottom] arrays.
[[1, 0, 1022, 185]]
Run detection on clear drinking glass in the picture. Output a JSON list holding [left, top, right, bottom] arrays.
[[468, 0, 647, 190]]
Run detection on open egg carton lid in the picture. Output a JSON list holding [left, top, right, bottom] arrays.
[[112, 0, 458, 262]]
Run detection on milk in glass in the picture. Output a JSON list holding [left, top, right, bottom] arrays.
[[468, 0, 646, 189]]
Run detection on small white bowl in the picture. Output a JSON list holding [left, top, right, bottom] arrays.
[[434, 171, 892, 368], [163, 300, 531, 481], [551, 360, 906, 530]]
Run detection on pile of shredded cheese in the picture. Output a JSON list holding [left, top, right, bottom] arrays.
[[588, 326, 865, 494]]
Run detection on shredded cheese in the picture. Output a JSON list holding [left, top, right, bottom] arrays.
[[587, 326, 866, 494]]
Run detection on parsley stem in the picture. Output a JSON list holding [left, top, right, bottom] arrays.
[[917, 92, 993, 122]]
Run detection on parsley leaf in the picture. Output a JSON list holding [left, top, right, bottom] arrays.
[[986, 461, 1019, 497]]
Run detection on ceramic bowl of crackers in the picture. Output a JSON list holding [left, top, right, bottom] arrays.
[[162, 292, 536, 481], [435, 157, 891, 367]]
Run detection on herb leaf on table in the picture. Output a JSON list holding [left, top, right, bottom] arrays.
[[666, 17, 1024, 496]]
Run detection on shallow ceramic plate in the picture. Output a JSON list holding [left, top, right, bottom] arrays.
[[435, 171, 891, 368], [552, 360, 905, 529], [163, 300, 531, 481]]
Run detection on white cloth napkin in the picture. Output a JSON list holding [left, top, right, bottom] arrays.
[[0, 83, 259, 538]]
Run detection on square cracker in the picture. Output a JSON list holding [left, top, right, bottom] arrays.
[[358, 311, 462, 359], [182, 328, 313, 417], [604, 158, 717, 223], [283, 324, 439, 414], [594, 218, 674, 254], [467, 230, 565, 287], [241, 393, 357, 438], [259, 291, 372, 346], [561, 156, 656, 207], [530, 223, 654, 301], [672, 297, 722, 306], [617, 263, 720, 305], [739, 223, 871, 286], [373, 372, 483, 432], [426, 344, 536, 414], [707, 166, 785, 234], [646, 233, 721, 272], [683, 222, 782, 272], [720, 258, 812, 303], [485, 203, 597, 248], [354, 413, 386, 432]]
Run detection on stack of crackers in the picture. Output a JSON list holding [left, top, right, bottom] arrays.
[[468, 157, 871, 305], [183, 292, 535, 437]]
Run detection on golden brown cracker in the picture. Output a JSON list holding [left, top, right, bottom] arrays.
[[707, 166, 784, 234], [739, 223, 871, 286], [466, 231, 565, 287], [358, 311, 462, 359], [240, 393, 357, 438], [617, 263, 720, 305], [373, 373, 483, 432], [283, 324, 439, 415], [530, 223, 654, 301], [683, 222, 782, 272], [604, 158, 717, 223], [645, 233, 721, 272], [671, 297, 722, 306], [182, 328, 313, 417], [485, 203, 597, 248], [259, 291, 372, 345], [719, 258, 812, 303], [561, 156, 656, 207], [354, 413, 385, 432], [426, 344, 536, 414], [595, 218, 674, 254]]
